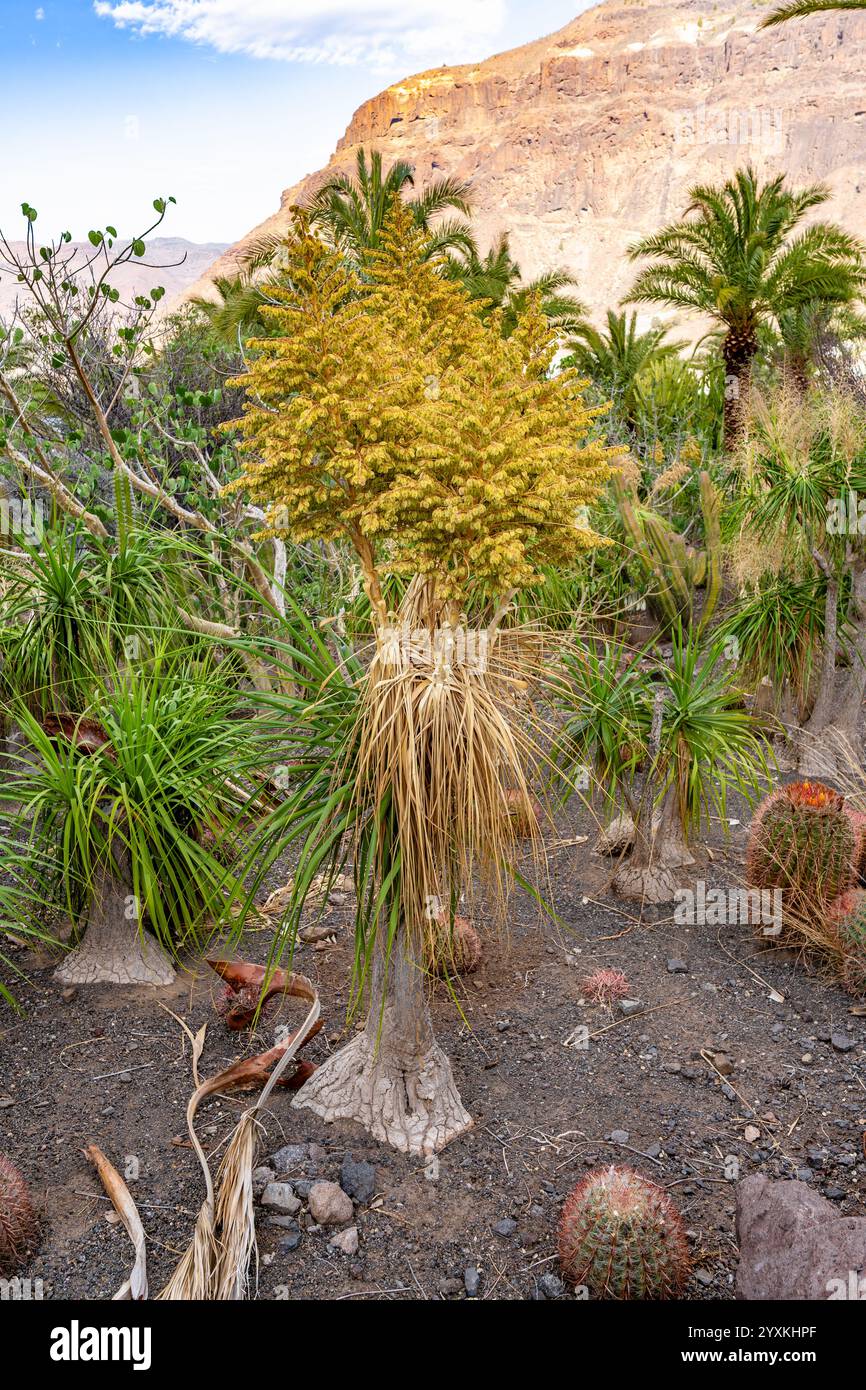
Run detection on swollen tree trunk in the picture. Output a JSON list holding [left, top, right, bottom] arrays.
[[799, 563, 866, 778], [803, 558, 838, 737], [612, 690, 678, 904], [55, 849, 175, 987], [293, 925, 471, 1156]]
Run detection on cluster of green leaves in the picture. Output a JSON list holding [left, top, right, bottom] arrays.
[[554, 629, 772, 837]]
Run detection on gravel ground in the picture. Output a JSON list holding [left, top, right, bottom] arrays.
[[2, 794, 865, 1302]]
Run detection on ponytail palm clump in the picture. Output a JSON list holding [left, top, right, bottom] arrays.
[[227, 202, 613, 1154]]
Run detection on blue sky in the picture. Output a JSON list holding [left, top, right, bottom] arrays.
[[2, 1, 587, 243]]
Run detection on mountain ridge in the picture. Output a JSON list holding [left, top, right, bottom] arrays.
[[179, 0, 866, 328]]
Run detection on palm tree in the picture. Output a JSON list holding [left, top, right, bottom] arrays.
[[626, 167, 866, 445], [564, 309, 684, 427], [762, 0, 865, 26], [307, 148, 476, 264], [450, 232, 587, 337], [189, 272, 273, 345]]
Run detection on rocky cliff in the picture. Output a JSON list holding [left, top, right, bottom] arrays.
[[180, 0, 866, 326]]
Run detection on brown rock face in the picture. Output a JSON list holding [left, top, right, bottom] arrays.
[[181, 0, 866, 328]]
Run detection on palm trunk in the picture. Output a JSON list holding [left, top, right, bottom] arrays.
[[722, 329, 757, 449], [293, 922, 471, 1156]]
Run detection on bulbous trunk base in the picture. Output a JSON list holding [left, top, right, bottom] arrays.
[[293, 1029, 472, 1157], [613, 862, 678, 904], [55, 928, 175, 987], [54, 857, 175, 987]]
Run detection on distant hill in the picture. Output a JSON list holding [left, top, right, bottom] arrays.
[[0, 238, 230, 322]]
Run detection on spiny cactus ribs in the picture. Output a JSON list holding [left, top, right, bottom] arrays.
[[428, 915, 482, 976], [0, 1154, 38, 1277], [558, 1165, 689, 1299], [826, 890, 866, 997], [746, 781, 858, 905]]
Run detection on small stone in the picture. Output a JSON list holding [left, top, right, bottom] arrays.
[[329, 1225, 359, 1256], [278, 1223, 302, 1253], [61, 986, 77, 1002], [693, 1267, 714, 1286], [308, 1180, 354, 1226], [618, 998, 643, 1017], [261, 1182, 301, 1215], [663, 1061, 682, 1074], [824, 1186, 847, 1201], [269, 1144, 308, 1173], [267, 1214, 302, 1229], [496, 1019, 511, 1032], [721, 1082, 737, 1101], [712, 1052, 735, 1076], [493, 1217, 517, 1237], [340, 1154, 377, 1205], [608, 1129, 629, 1145], [464, 1266, 481, 1297], [252, 1165, 275, 1198], [439, 1276, 463, 1296], [744, 1125, 760, 1144], [667, 958, 688, 974], [831, 1032, 856, 1053], [801, 1053, 814, 1065], [537, 1272, 565, 1299], [117, 1072, 133, 1084], [796, 1167, 814, 1183]]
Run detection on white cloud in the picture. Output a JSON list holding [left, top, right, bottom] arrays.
[[92, 0, 507, 70], [35, 6, 45, 18]]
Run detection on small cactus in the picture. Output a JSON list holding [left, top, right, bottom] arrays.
[[826, 890, 866, 997], [559, 1165, 689, 1299], [745, 781, 857, 906], [582, 968, 629, 1009], [427, 915, 482, 976], [0, 1154, 38, 1276]]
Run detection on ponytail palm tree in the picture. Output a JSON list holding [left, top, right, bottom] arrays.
[[626, 167, 866, 446], [308, 147, 476, 265]]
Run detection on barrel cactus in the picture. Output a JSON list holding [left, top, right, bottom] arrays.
[[426, 915, 482, 976], [558, 1165, 689, 1299], [0, 1154, 38, 1276], [746, 781, 857, 906], [826, 890, 866, 997], [848, 810, 866, 883]]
